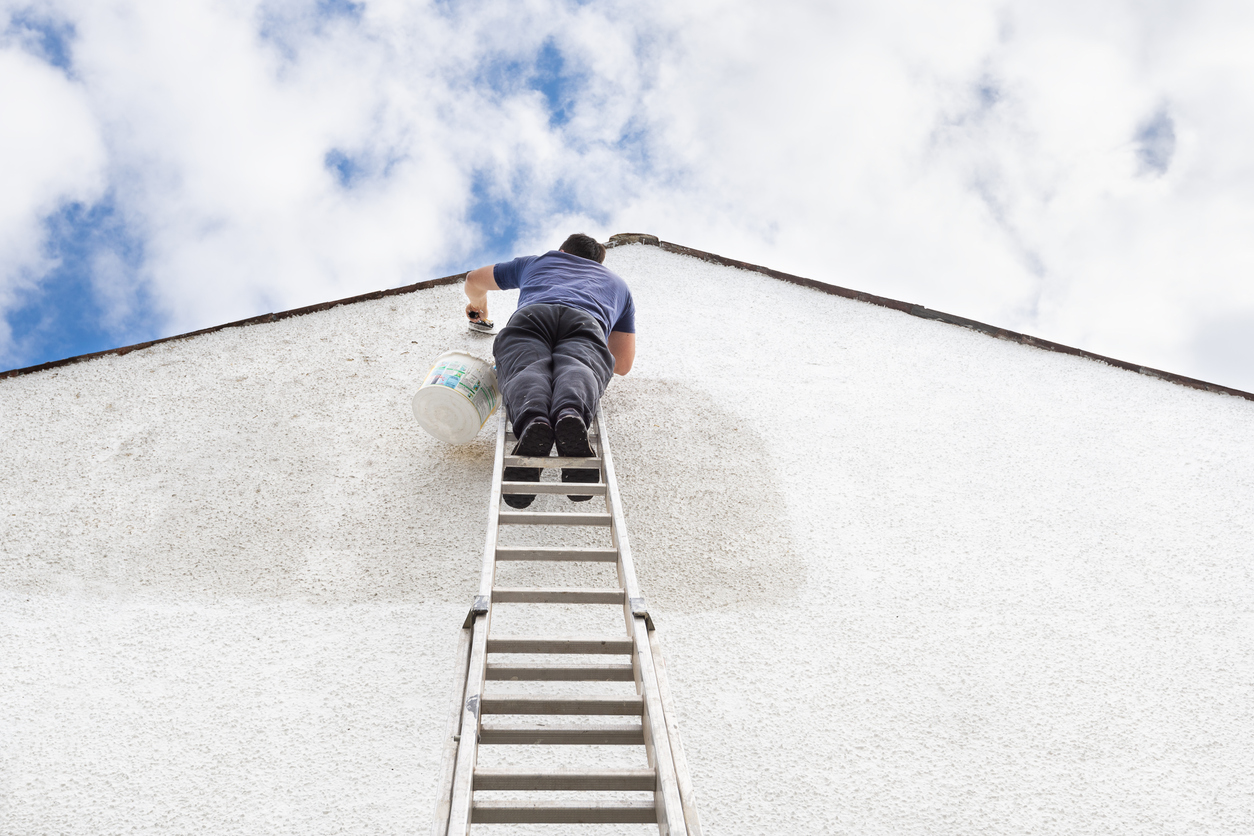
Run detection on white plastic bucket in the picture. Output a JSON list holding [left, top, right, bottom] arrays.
[[412, 351, 500, 444]]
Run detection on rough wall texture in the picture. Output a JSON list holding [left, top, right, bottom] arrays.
[[3, 243, 1254, 834]]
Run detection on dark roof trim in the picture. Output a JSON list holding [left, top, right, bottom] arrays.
[[5, 233, 1250, 403], [1, 273, 465, 380], [606, 233, 1254, 403]]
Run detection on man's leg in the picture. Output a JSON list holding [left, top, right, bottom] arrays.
[[549, 308, 615, 427], [493, 305, 563, 435], [493, 305, 562, 508], [550, 308, 615, 501]]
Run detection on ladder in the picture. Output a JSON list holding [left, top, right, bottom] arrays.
[[432, 405, 701, 835]]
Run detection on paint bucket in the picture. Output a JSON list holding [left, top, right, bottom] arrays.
[[412, 351, 500, 444]]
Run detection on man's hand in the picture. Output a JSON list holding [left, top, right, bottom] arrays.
[[464, 265, 499, 324]]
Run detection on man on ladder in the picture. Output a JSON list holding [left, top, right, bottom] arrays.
[[464, 233, 636, 509]]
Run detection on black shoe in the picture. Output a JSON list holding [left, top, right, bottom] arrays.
[[554, 412, 598, 502], [503, 419, 553, 509]]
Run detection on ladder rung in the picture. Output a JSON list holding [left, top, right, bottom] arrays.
[[486, 662, 635, 681], [493, 587, 624, 604], [500, 481, 607, 496], [480, 696, 643, 715], [478, 722, 644, 745], [498, 511, 611, 527], [495, 547, 619, 562], [487, 636, 632, 654], [474, 769, 655, 791], [504, 455, 601, 469], [472, 798, 655, 824]]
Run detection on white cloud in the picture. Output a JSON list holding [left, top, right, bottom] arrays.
[[0, 36, 106, 360], [24, 0, 654, 334], [2, 0, 1253, 391], [607, 0, 1254, 387]]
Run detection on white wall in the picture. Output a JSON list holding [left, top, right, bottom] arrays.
[[3, 243, 1253, 834]]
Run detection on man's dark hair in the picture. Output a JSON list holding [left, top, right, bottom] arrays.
[[559, 233, 606, 264]]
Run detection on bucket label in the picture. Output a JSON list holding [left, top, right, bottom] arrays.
[[423, 358, 499, 425]]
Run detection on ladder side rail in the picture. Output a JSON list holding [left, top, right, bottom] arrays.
[[633, 615, 686, 835], [599, 405, 701, 835], [474, 412, 509, 604], [595, 414, 639, 648], [594, 406, 648, 623], [431, 624, 474, 836], [446, 411, 508, 836], [649, 627, 703, 836], [446, 613, 490, 836]]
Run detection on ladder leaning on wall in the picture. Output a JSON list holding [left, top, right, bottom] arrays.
[[431, 405, 701, 835]]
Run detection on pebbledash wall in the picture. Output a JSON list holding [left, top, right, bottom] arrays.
[[2, 238, 1253, 834]]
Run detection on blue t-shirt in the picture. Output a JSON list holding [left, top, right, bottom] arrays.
[[494, 251, 635, 339]]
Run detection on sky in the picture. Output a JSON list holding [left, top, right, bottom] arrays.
[[2, 0, 1253, 391]]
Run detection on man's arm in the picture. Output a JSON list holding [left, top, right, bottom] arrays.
[[464, 265, 500, 322], [607, 331, 635, 375]]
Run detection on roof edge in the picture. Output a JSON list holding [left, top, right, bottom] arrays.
[[1, 273, 465, 381], [605, 233, 1254, 403], [5, 234, 1250, 404]]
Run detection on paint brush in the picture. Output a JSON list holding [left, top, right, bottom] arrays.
[[467, 311, 496, 334]]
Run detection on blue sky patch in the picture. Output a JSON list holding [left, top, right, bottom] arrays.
[[323, 146, 408, 188], [473, 40, 582, 128], [531, 40, 575, 127], [475, 55, 530, 99], [316, 0, 364, 21], [7, 9, 76, 73], [1135, 108, 1175, 176], [3, 199, 154, 372], [467, 171, 524, 263], [613, 120, 658, 177], [325, 149, 365, 188]]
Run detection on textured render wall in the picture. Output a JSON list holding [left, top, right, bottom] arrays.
[[3, 243, 1254, 834]]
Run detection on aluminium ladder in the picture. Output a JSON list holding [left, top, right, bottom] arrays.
[[432, 405, 701, 835]]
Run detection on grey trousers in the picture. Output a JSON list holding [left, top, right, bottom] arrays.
[[493, 304, 615, 434]]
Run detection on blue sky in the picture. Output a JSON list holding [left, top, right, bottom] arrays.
[[3, 0, 1253, 391], [7, 196, 148, 365]]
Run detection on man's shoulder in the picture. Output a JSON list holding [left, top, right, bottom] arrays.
[[493, 254, 542, 289], [504, 251, 564, 280]]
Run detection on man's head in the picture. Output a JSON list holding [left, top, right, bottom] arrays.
[[559, 233, 606, 264]]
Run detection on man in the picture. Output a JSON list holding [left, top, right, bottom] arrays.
[[464, 233, 636, 509]]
